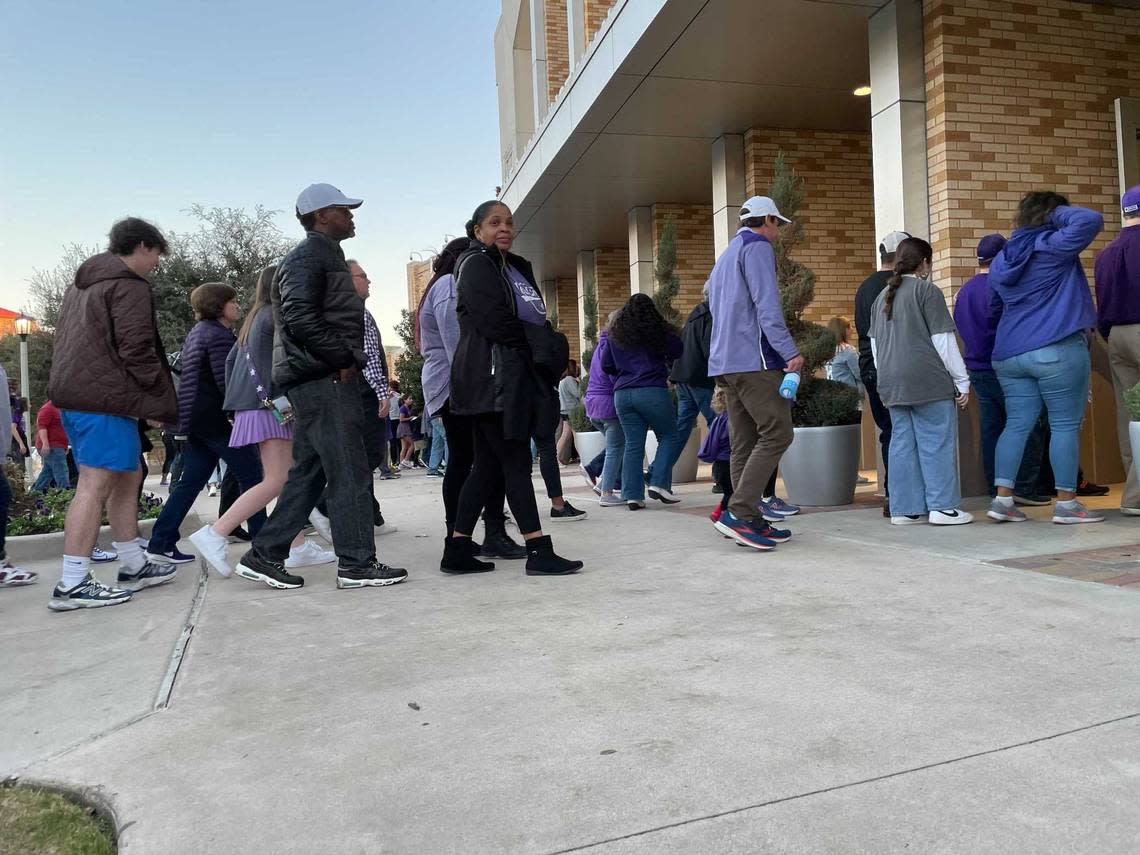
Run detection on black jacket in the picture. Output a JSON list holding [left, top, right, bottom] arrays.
[[854, 270, 891, 384], [668, 301, 714, 388], [271, 231, 365, 390], [449, 242, 555, 441]]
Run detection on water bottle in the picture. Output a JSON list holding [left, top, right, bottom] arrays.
[[779, 371, 800, 401]]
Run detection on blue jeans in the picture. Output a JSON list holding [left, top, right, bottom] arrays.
[[969, 369, 1047, 496], [148, 434, 266, 554], [428, 416, 448, 472], [667, 384, 715, 470], [585, 419, 623, 492], [614, 386, 683, 501], [993, 333, 1089, 494], [888, 399, 961, 515], [33, 447, 70, 491]]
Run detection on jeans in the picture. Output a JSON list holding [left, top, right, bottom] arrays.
[[149, 434, 266, 554], [584, 418, 623, 492], [993, 333, 1089, 494], [428, 416, 448, 472], [33, 447, 70, 491], [614, 386, 683, 501], [862, 372, 892, 497], [667, 384, 715, 470], [888, 399, 961, 515], [970, 369, 1047, 496]]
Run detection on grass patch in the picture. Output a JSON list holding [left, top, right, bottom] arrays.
[[0, 785, 115, 855]]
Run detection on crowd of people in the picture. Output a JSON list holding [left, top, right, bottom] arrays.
[[2, 181, 1137, 603]]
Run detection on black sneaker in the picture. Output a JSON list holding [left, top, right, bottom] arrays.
[[117, 560, 178, 590], [337, 560, 408, 588], [236, 552, 304, 589], [550, 501, 588, 522], [146, 546, 195, 565], [228, 526, 252, 542], [1012, 494, 1052, 507]]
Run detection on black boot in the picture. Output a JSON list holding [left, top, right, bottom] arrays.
[[482, 520, 527, 560], [440, 537, 495, 575], [524, 536, 583, 576]]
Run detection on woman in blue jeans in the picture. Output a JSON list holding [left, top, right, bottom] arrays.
[[602, 294, 684, 509], [583, 327, 625, 506], [986, 193, 1104, 525]]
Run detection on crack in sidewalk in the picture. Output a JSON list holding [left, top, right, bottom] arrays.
[[154, 563, 209, 711], [542, 711, 1140, 854]]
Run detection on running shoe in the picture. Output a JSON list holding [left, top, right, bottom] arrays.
[[48, 575, 133, 611], [236, 552, 304, 589], [1052, 501, 1104, 525], [713, 510, 778, 551], [90, 546, 118, 563], [758, 498, 789, 523], [336, 560, 408, 589], [285, 540, 337, 569], [117, 561, 178, 590], [146, 546, 195, 565], [766, 496, 800, 516], [598, 494, 624, 507], [986, 500, 1026, 523]]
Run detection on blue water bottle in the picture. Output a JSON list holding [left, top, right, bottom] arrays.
[[779, 372, 800, 401]]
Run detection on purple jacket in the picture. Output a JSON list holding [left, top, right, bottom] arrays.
[[584, 332, 617, 421], [1094, 225, 1140, 340], [698, 411, 730, 463], [953, 273, 1000, 371], [177, 319, 236, 438], [601, 331, 683, 391]]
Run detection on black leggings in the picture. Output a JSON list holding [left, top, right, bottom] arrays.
[[441, 405, 506, 534], [532, 395, 563, 500], [161, 436, 179, 477], [713, 459, 733, 511], [455, 414, 541, 536]]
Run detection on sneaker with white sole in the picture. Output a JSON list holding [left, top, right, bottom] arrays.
[[189, 524, 234, 578], [929, 509, 973, 526], [48, 575, 133, 611], [627, 500, 646, 510], [986, 499, 1026, 523], [1052, 501, 1104, 525], [647, 487, 680, 504], [1121, 507, 1140, 517], [236, 552, 304, 589], [146, 546, 195, 565], [117, 561, 178, 590], [308, 508, 333, 542], [375, 523, 399, 536], [598, 494, 624, 507], [285, 540, 337, 569], [550, 501, 588, 521], [90, 547, 118, 563], [890, 514, 926, 525], [336, 560, 408, 589]]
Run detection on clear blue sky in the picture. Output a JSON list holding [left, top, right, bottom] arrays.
[[0, 0, 503, 342]]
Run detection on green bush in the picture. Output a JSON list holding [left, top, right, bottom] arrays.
[[1126, 382, 1140, 422], [791, 379, 862, 428], [569, 402, 594, 433], [6, 483, 163, 537]]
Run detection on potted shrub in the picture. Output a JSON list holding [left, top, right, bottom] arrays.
[[1124, 381, 1140, 482], [767, 153, 863, 506], [572, 270, 603, 463]]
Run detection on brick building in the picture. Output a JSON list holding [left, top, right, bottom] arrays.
[[405, 258, 433, 317], [493, 0, 1140, 487]]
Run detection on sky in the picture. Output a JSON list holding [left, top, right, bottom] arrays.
[[0, 0, 503, 343]]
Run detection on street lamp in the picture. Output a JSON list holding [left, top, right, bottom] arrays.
[[14, 313, 32, 479]]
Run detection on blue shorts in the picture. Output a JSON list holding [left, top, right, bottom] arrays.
[[61, 411, 141, 472]]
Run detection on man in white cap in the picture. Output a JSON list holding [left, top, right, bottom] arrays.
[[234, 184, 407, 590], [854, 230, 909, 516], [706, 196, 803, 551]]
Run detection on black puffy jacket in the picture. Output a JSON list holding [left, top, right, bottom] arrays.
[[271, 231, 365, 390], [668, 301, 714, 388]]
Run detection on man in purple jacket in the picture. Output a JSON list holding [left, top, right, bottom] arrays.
[[707, 196, 803, 551], [1095, 186, 1140, 514]]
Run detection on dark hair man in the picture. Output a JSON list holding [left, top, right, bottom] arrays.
[[235, 184, 407, 590], [47, 217, 179, 610], [854, 230, 910, 517]]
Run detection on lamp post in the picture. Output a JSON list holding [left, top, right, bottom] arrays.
[[14, 313, 32, 479]]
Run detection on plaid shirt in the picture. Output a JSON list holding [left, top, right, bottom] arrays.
[[363, 311, 389, 399]]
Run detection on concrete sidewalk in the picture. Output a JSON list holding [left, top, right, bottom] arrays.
[[3, 470, 1139, 854]]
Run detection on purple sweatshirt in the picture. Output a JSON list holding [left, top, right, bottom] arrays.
[[952, 272, 1001, 371], [707, 229, 799, 375], [698, 411, 730, 463], [584, 332, 617, 421], [601, 331, 683, 391], [1094, 225, 1140, 340]]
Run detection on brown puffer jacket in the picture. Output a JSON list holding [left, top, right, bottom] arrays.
[[48, 252, 178, 424]]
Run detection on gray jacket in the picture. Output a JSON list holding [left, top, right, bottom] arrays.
[[223, 309, 279, 412]]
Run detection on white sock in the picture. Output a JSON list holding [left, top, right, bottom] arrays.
[[113, 539, 146, 572], [1057, 499, 1079, 509], [994, 495, 1014, 507], [61, 555, 90, 589]]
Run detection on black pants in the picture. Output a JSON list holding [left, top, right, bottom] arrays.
[[161, 435, 179, 477], [455, 413, 540, 536], [219, 466, 240, 517], [321, 388, 387, 520], [713, 459, 732, 512], [441, 404, 506, 535], [862, 372, 892, 497], [532, 392, 562, 500]]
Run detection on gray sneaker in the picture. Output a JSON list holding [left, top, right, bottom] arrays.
[[1052, 501, 1104, 525], [117, 561, 178, 590], [986, 499, 1026, 523], [598, 494, 624, 507], [48, 575, 133, 611]]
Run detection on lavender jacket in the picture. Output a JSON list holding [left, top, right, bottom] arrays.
[[584, 332, 617, 421], [418, 274, 460, 418]]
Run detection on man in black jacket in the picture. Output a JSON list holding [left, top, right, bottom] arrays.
[[667, 283, 717, 463], [235, 184, 407, 590]]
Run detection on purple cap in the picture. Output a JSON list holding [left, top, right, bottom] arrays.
[[1123, 186, 1140, 216], [976, 233, 1006, 263]]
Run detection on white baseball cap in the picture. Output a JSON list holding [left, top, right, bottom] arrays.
[[295, 183, 364, 216], [739, 196, 791, 224], [878, 231, 911, 255]]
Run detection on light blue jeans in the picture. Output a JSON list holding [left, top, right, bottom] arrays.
[[614, 386, 683, 501], [599, 417, 625, 494], [993, 333, 1089, 494], [428, 416, 448, 472], [887, 398, 961, 516], [666, 384, 715, 471]]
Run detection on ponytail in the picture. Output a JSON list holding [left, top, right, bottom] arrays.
[[882, 237, 933, 320]]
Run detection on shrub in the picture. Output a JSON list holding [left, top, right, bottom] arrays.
[[792, 379, 862, 428], [1126, 381, 1140, 421], [569, 402, 594, 433], [6, 486, 163, 536]]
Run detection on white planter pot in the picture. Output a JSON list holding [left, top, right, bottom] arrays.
[[574, 431, 605, 465], [779, 424, 862, 507], [1130, 422, 1140, 485], [643, 427, 701, 484]]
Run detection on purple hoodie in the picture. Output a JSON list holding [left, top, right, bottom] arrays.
[[584, 332, 617, 421], [953, 272, 1001, 371], [1093, 225, 1140, 340], [601, 330, 683, 391], [698, 411, 730, 463]]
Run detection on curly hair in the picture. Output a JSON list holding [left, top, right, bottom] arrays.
[[608, 293, 674, 355]]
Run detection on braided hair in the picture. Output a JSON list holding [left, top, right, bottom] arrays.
[[883, 237, 933, 320]]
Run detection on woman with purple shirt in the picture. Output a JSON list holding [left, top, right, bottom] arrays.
[[602, 293, 685, 509], [585, 325, 625, 506]]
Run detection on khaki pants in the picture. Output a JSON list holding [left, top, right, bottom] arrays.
[[720, 370, 794, 521], [1108, 324, 1140, 509]]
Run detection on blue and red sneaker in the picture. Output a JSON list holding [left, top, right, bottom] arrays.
[[763, 496, 801, 517], [714, 510, 779, 551]]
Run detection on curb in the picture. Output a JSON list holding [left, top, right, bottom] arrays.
[[10, 514, 202, 563], [1, 775, 121, 852]]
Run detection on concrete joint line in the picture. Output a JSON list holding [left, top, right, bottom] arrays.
[[542, 712, 1140, 855], [154, 564, 209, 711]]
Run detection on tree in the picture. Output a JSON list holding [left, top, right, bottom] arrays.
[[393, 309, 424, 411], [652, 217, 682, 329], [26, 242, 99, 330], [0, 330, 56, 415]]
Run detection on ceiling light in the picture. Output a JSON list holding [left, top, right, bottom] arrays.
[[853, 85, 872, 97]]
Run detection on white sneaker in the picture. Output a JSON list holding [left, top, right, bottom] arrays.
[[1121, 507, 1140, 517], [375, 523, 399, 536], [189, 524, 233, 578], [890, 514, 926, 525], [929, 509, 973, 526], [285, 540, 336, 569], [308, 509, 333, 542], [647, 487, 681, 504]]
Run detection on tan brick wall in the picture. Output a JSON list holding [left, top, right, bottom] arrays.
[[545, 0, 570, 103], [406, 260, 433, 316], [594, 247, 630, 331], [651, 204, 714, 321], [924, 0, 1137, 298], [585, 0, 618, 46], [745, 129, 875, 324], [555, 276, 581, 361]]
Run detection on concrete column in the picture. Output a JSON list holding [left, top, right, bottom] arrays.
[[575, 251, 594, 359], [628, 206, 654, 295], [529, 0, 549, 124], [869, 0, 929, 242], [711, 134, 746, 257], [567, 0, 586, 65], [540, 279, 557, 321]]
